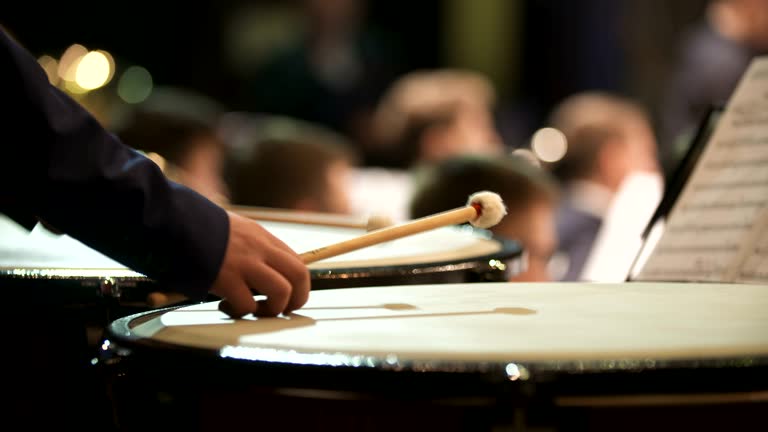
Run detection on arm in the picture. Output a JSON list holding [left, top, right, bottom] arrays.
[[0, 30, 309, 315]]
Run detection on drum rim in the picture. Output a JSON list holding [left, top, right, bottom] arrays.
[[308, 235, 522, 280], [0, 267, 151, 280], [103, 306, 768, 382]]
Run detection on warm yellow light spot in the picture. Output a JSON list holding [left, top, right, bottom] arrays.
[[58, 44, 87, 81], [64, 79, 88, 94], [97, 50, 116, 84], [37, 55, 60, 85], [75, 51, 111, 90]]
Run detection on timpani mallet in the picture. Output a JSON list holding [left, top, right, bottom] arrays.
[[146, 191, 507, 308], [297, 191, 507, 263]]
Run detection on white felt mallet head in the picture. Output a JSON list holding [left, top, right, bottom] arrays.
[[467, 191, 507, 229]]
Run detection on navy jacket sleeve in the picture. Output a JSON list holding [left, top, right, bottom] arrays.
[[0, 30, 229, 299]]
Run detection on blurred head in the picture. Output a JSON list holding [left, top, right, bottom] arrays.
[[546, 92, 660, 191], [304, 0, 364, 37], [116, 110, 229, 204], [418, 103, 503, 164], [501, 198, 558, 282], [230, 136, 358, 214], [372, 69, 504, 168], [409, 155, 560, 281], [709, 0, 768, 51]]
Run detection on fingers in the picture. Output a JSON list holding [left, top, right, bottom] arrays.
[[212, 211, 311, 319], [214, 247, 309, 319], [242, 264, 292, 317], [221, 254, 309, 319], [217, 278, 258, 319], [265, 247, 311, 314]]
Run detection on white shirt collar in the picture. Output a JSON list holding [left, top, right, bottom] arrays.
[[566, 180, 613, 219]]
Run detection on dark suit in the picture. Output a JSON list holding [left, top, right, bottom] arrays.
[[0, 29, 228, 299], [0, 29, 229, 429], [660, 19, 765, 176], [555, 200, 603, 281]]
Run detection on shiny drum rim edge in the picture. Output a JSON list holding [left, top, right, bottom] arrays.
[[102, 307, 768, 380], [309, 236, 522, 283]]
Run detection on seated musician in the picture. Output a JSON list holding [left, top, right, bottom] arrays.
[[544, 91, 661, 281], [368, 68, 505, 169], [409, 155, 560, 281], [229, 133, 359, 215], [349, 68, 505, 223], [116, 108, 231, 206]]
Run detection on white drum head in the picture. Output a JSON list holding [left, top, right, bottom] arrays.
[[127, 281, 768, 368], [259, 221, 504, 269], [0, 215, 508, 274], [0, 214, 144, 278]]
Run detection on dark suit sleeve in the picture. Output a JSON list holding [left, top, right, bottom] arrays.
[[0, 30, 229, 299]]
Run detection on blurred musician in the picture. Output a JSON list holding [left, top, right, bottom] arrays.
[[545, 91, 661, 281], [229, 135, 358, 215], [116, 109, 231, 205], [409, 154, 560, 281]]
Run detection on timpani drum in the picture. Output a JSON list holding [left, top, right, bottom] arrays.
[[1, 214, 156, 311], [100, 281, 768, 432], [258, 220, 522, 288], [1, 216, 522, 314]]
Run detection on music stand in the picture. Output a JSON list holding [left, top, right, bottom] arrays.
[[627, 105, 724, 281]]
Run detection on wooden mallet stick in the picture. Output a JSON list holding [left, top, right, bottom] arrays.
[[146, 191, 506, 308], [298, 191, 506, 263]]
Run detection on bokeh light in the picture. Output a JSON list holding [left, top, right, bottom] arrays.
[[57, 44, 87, 82], [64, 79, 88, 94], [37, 55, 60, 86], [117, 66, 153, 104], [531, 127, 568, 163], [98, 50, 116, 84], [75, 51, 112, 90]]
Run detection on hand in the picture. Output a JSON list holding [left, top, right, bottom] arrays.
[[210, 211, 311, 318]]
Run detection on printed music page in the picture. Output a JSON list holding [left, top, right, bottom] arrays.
[[635, 56, 768, 283], [729, 208, 768, 283]]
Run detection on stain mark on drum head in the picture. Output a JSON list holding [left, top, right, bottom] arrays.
[[494, 307, 537, 315], [382, 303, 418, 310]]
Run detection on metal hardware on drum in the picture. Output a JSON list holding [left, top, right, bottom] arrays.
[[269, 221, 524, 287], [99, 277, 119, 298], [308, 247, 520, 289]]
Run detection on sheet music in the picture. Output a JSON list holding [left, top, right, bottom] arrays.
[[732, 208, 768, 283], [637, 56, 768, 283]]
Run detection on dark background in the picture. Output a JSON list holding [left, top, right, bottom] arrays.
[[3, 0, 710, 149]]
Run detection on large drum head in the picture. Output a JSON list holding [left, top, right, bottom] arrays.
[[103, 281, 768, 432], [110, 281, 768, 369]]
